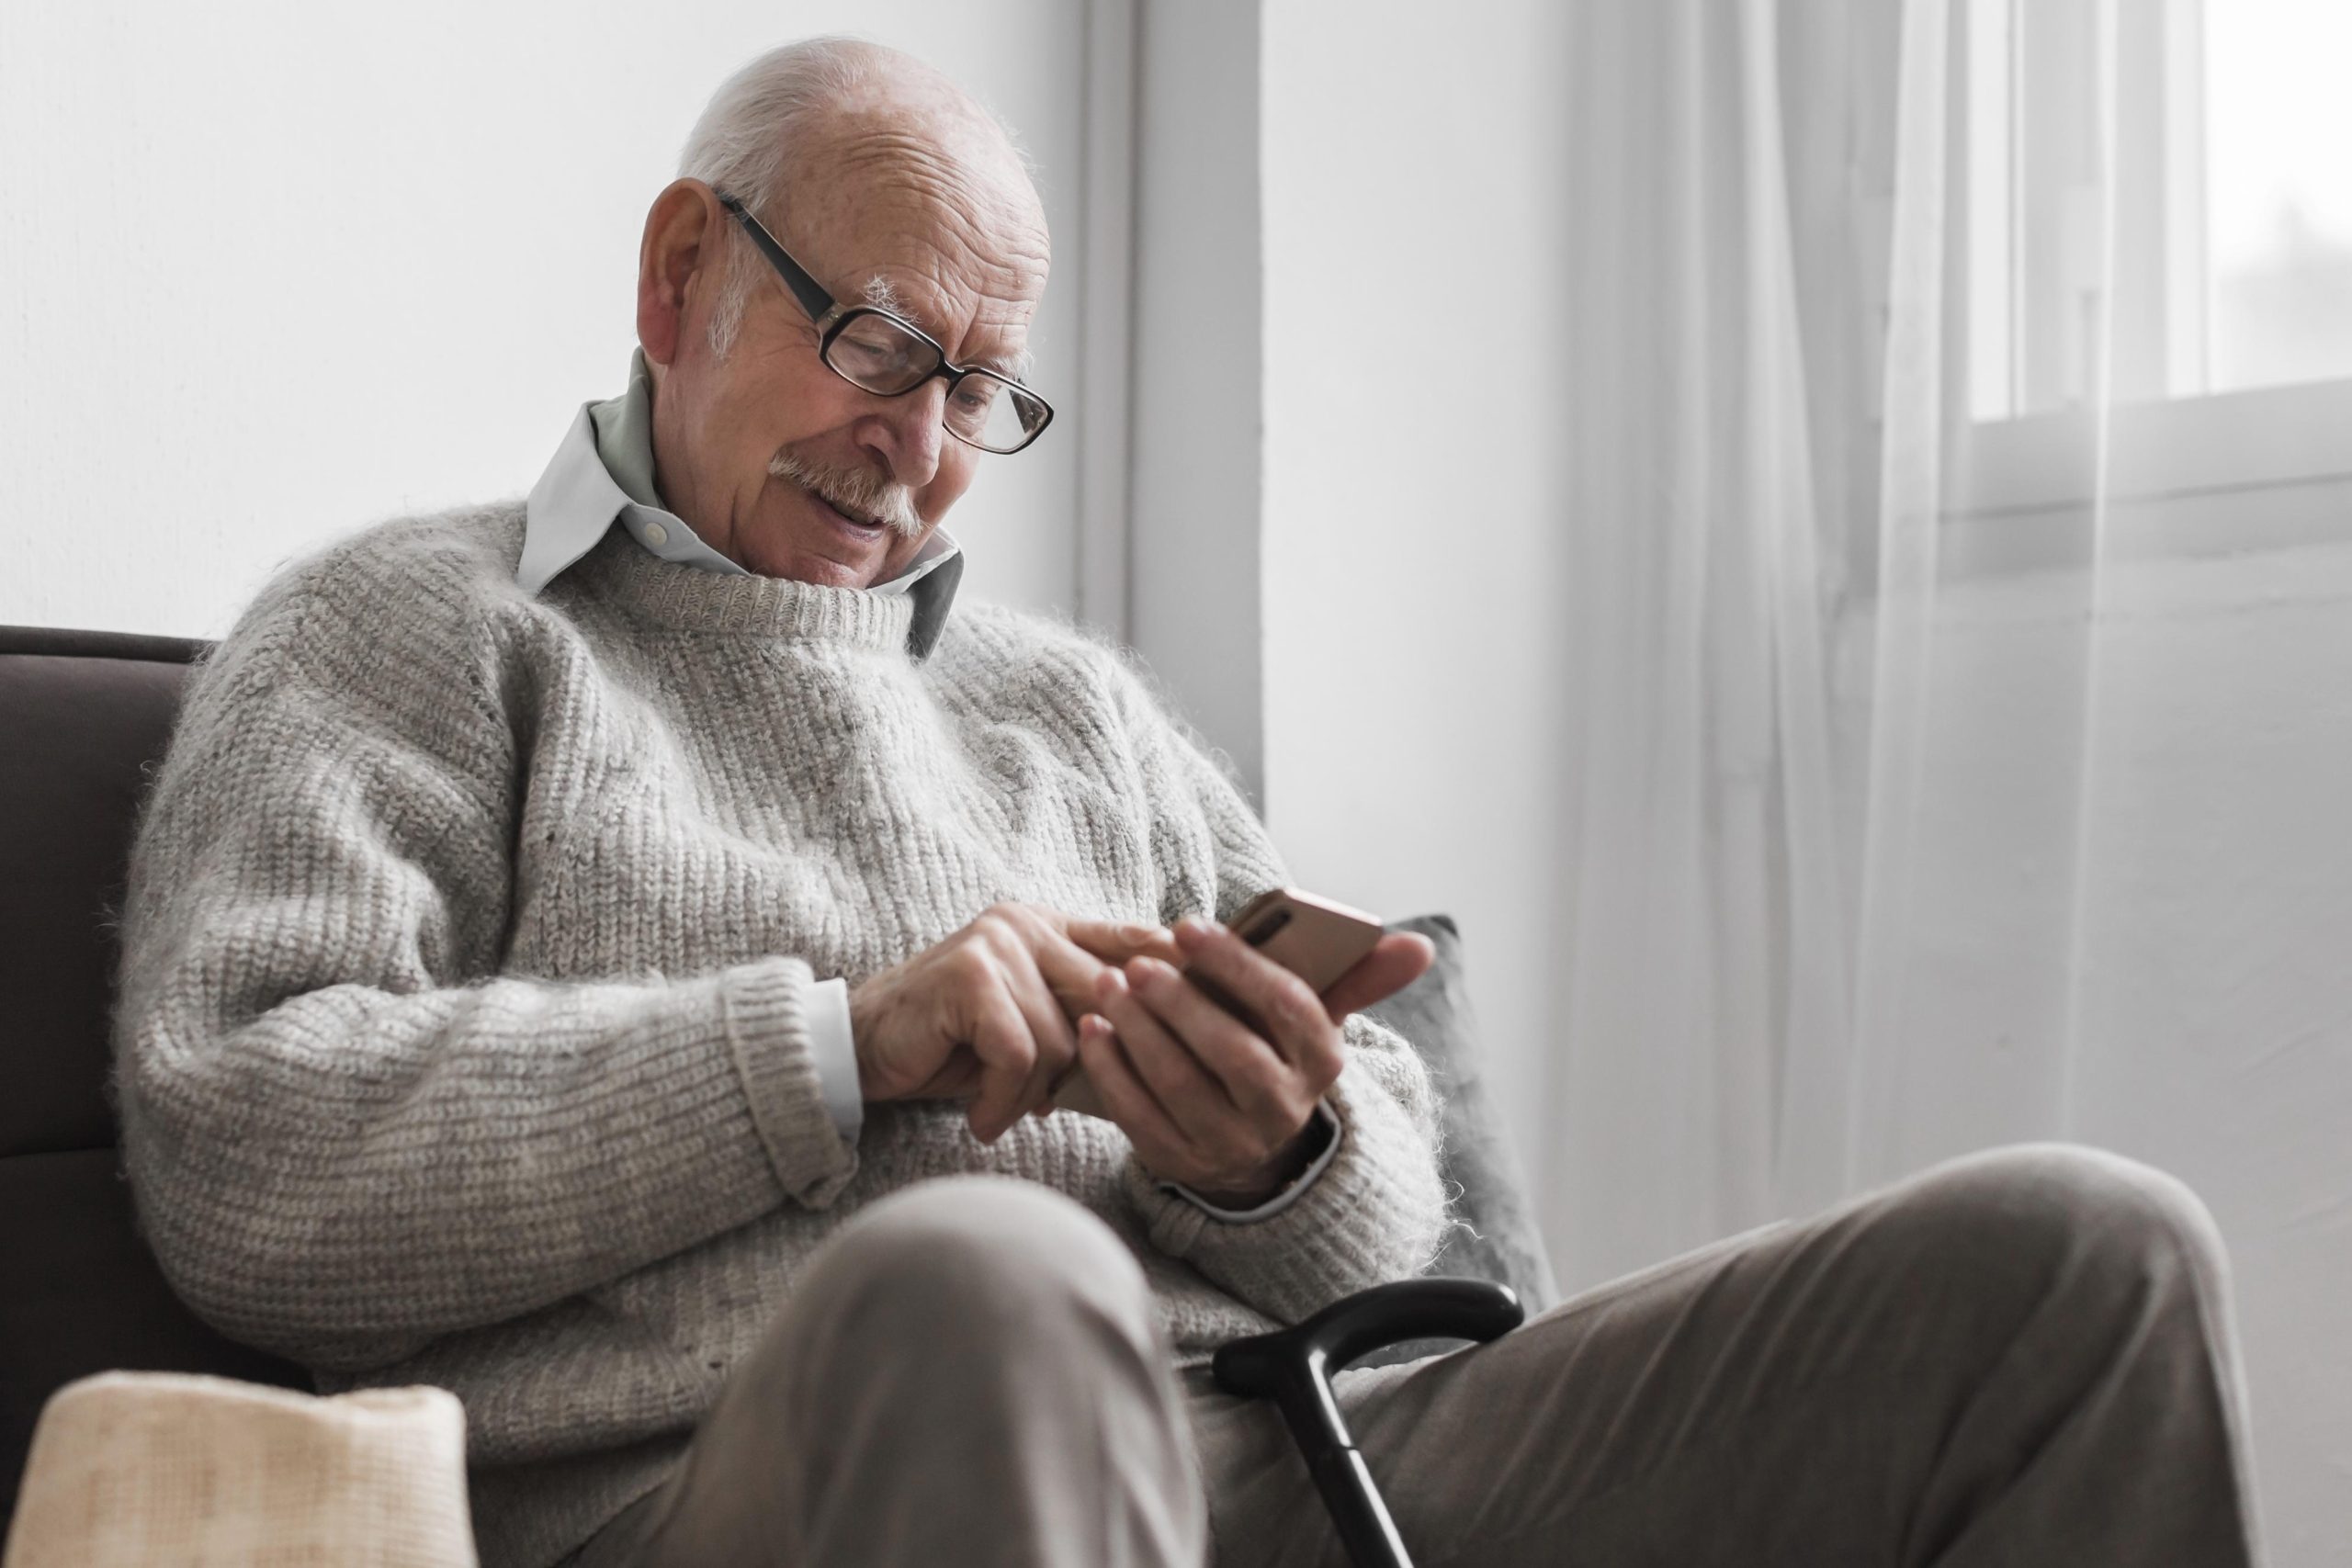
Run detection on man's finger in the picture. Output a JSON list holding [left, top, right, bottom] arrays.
[[1060, 916, 1184, 970], [961, 980, 1040, 1143], [1317, 931, 1435, 1020], [1074, 1014, 1193, 1163], [1163, 927, 1329, 1072], [1003, 953, 1080, 1122], [1116, 954, 1305, 1130], [1032, 920, 1180, 1020], [1096, 964, 1232, 1145], [910, 1050, 986, 1101], [1029, 927, 1120, 1017]]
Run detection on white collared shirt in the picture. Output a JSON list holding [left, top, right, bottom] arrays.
[[517, 350, 960, 602]]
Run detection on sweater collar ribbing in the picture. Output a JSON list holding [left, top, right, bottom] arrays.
[[570, 525, 921, 650]]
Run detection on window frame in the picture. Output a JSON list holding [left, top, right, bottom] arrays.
[[1954, 0, 2352, 552]]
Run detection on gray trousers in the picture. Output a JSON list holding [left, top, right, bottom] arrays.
[[568, 1144, 2263, 1567]]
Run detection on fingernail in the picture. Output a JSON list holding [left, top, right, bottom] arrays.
[[1120, 922, 1165, 946], [1175, 916, 1216, 942]]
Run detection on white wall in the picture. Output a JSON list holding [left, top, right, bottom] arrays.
[[0, 0, 1092, 637], [1257, 0, 1577, 1173], [1125, 0, 1266, 800]]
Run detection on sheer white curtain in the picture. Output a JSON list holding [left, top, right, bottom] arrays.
[[1553, 3, 2351, 1557], [1552, 0, 1869, 1283]]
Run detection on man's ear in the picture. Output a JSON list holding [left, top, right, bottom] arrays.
[[638, 179, 718, 367]]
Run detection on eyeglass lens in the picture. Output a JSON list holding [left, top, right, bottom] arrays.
[[823, 312, 1046, 453]]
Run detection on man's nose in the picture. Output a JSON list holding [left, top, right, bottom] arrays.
[[856, 379, 948, 489]]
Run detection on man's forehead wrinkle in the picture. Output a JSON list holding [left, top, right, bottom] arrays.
[[783, 169, 1045, 377], [770, 93, 1048, 381], [955, 291, 1041, 378], [812, 112, 1045, 244], [798, 188, 1042, 322], [859, 260, 1036, 380]]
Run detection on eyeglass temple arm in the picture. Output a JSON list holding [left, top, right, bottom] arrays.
[[715, 192, 839, 325]]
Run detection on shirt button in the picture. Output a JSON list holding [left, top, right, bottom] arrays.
[[642, 521, 670, 547]]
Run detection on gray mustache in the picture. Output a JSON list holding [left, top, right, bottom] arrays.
[[768, 451, 922, 538]]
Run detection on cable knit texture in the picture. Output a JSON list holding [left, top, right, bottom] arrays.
[[111, 503, 1452, 1568]]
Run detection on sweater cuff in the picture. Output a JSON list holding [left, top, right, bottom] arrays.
[[1119, 1048, 1449, 1325], [720, 957, 861, 1208], [1159, 1100, 1341, 1221]]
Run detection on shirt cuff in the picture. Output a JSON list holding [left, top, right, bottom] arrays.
[[1160, 1100, 1342, 1222], [806, 976, 865, 1145]]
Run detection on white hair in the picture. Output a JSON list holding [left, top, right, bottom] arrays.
[[677, 37, 1029, 359]]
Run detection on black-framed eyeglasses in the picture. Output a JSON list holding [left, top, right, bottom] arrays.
[[716, 191, 1054, 456]]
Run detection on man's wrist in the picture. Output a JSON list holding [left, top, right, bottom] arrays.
[[1182, 1107, 1334, 1208]]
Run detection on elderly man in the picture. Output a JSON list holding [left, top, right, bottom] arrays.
[[115, 36, 2262, 1568]]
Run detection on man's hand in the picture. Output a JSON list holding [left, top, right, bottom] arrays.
[[848, 903, 1184, 1144], [1076, 915, 1435, 1205]]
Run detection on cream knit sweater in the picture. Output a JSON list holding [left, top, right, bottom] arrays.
[[112, 505, 1453, 1568]]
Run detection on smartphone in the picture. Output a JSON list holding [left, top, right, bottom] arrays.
[[1047, 887, 1386, 1118]]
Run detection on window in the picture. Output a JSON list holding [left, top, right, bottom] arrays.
[[1957, 0, 2352, 541], [2203, 0, 2352, 393], [1968, 0, 2352, 417]]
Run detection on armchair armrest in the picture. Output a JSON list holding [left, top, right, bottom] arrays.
[[1210, 1278, 1524, 1568]]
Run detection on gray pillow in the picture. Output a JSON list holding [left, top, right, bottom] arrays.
[[1353, 914, 1558, 1366]]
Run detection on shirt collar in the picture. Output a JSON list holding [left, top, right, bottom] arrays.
[[519, 349, 963, 627]]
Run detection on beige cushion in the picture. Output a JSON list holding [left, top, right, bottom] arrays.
[[2, 1372, 475, 1567]]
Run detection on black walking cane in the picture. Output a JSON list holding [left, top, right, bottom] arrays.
[[1211, 1278, 1525, 1568]]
